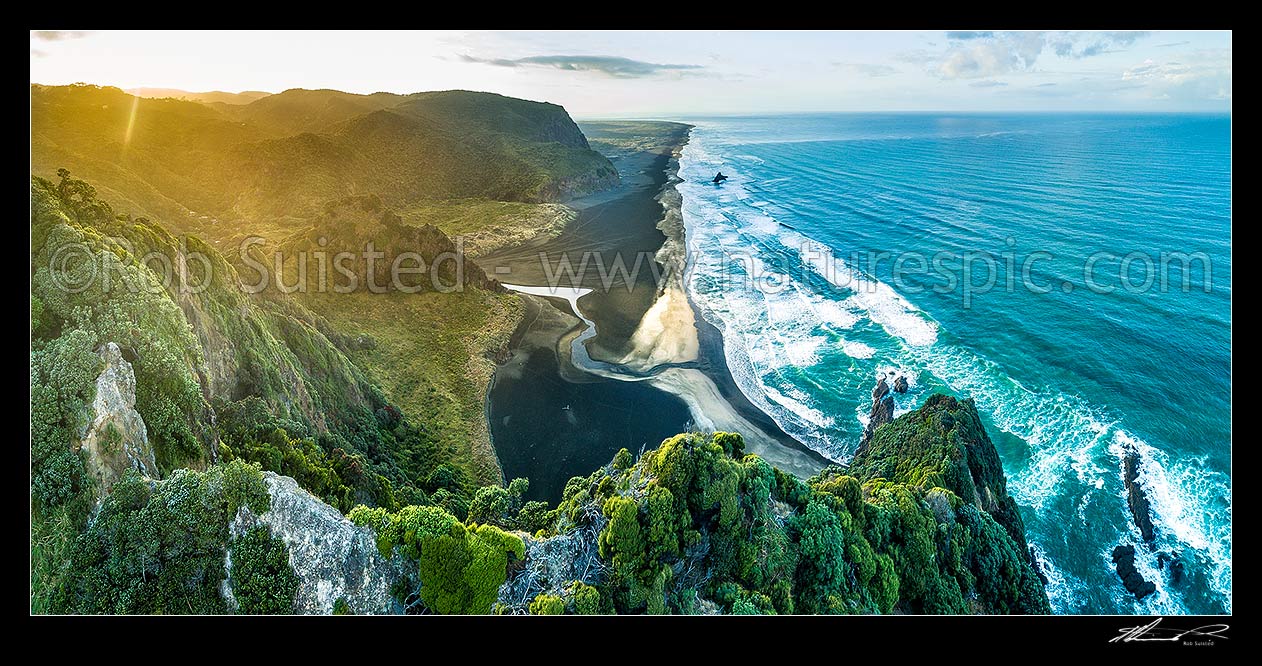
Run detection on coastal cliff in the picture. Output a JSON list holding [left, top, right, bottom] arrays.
[[226, 472, 411, 614]]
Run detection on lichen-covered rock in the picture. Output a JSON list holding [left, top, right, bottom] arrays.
[[78, 342, 158, 504], [226, 472, 410, 614], [924, 487, 956, 524]]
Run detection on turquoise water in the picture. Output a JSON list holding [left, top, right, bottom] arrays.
[[674, 113, 1231, 614]]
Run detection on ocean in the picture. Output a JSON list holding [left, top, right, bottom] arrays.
[[674, 113, 1231, 615]]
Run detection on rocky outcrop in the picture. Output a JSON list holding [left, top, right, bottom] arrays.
[[1029, 547, 1050, 586], [498, 528, 603, 612], [1157, 551, 1187, 587], [1112, 544, 1156, 601], [860, 377, 896, 449], [849, 392, 1037, 563], [225, 472, 410, 614], [893, 375, 909, 393], [1121, 444, 1156, 543], [77, 342, 159, 504]]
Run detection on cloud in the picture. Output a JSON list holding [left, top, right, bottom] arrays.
[[32, 30, 91, 42], [938, 41, 1030, 79], [1121, 49, 1232, 101], [931, 30, 1155, 79], [1036, 82, 1058, 87], [458, 54, 702, 78], [30, 48, 47, 58], [832, 62, 899, 77], [969, 80, 1008, 88], [1048, 31, 1150, 58], [1156, 41, 1191, 48]]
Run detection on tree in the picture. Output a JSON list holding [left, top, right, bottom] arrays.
[[792, 499, 849, 614], [467, 485, 512, 527]]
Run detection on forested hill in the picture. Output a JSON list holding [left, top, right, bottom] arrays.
[[30, 84, 619, 238]]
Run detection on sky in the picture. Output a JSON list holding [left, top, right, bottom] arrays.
[[30, 30, 1232, 116]]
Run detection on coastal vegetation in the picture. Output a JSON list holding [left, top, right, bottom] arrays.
[[492, 404, 1049, 615]]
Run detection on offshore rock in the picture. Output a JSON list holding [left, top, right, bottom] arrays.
[[1121, 444, 1157, 543], [1112, 544, 1156, 600], [225, 472, 410, 614], [78, 342, 159, 505], [1157, 551, 1187, 587]]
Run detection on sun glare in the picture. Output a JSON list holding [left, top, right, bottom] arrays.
[[123, 94, 140, 147]]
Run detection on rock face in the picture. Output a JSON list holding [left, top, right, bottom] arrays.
[[540, 167, 621, 202], [78, 342, 159, 504], [225, 472, 410, 614], [1121, 445, 1157, 543], [1112, 544, 1156, 600], [860, 377, 896, 449]]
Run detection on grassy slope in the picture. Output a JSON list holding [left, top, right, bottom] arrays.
[[579, 120, 693, 156], [404, 199, 576, 259], [301, 288, 522, 486]]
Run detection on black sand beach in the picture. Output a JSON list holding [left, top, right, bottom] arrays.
[[483, 121, 829, 503]]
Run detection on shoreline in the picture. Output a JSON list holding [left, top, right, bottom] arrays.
[[484, 122, 827, 501], [636, 136, 829, 477]]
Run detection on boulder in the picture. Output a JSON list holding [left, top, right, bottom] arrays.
[[1158, 551, 1187, 587], [893, 375, 909, 393], [1029, 547, 1050, 586]]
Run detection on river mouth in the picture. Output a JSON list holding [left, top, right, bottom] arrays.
[[486, 291, 692, 503]]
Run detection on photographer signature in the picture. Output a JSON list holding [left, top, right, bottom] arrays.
[[1111, 618, 1230, 644]]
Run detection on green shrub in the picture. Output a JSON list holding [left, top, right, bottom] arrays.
[[612, 448, 634, 471], [353, 503, 524, 614], [528, 594, 565, 615], [568, 581, 600, 615], [231, 526, 300, 614], [59, 460, 269, 614]]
